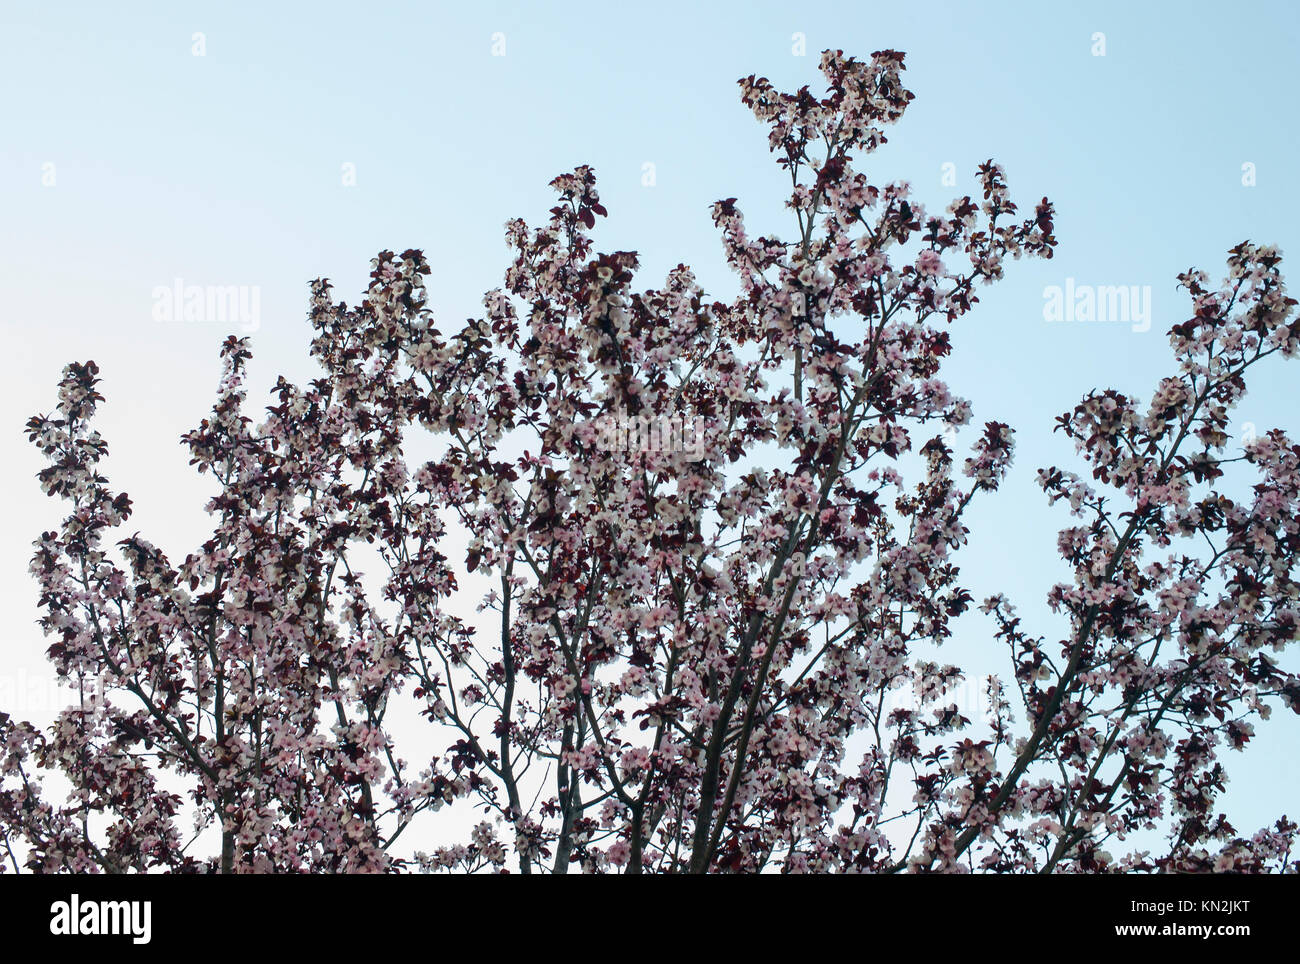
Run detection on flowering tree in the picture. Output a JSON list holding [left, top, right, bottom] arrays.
[[4, 49, 1299, 874]]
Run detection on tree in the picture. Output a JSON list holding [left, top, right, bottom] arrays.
[[3, 48, 1299, 875]]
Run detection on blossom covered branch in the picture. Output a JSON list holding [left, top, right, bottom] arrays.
[[3, 49, 1297, 874]]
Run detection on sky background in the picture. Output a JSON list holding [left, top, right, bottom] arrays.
[[2, 0, 1298, 854]]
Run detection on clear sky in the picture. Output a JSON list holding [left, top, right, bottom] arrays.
[[2, 1, 1298, 851]]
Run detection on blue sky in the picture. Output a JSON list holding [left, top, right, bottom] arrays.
[[2, 1, 1298, 848]]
